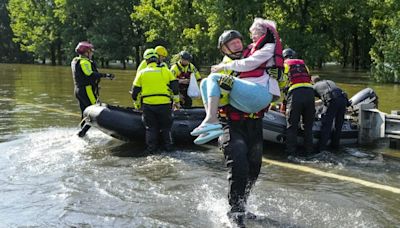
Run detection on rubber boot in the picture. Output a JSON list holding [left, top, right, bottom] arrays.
[[227, 212, 245, 228], [243, 179, 257, 220], [77, 124, 91, 137]]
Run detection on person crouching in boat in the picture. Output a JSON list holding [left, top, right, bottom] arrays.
[[131, 49, 180, 153], [312, 75, 349, 153], [71, 41, 115, 137], [191, 18, 282, 226]]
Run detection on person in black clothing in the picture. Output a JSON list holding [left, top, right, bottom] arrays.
[[71, 41, 115, 137], [282, 48, 315, 159], [214, 19, 281, 227], [312, 76, 349, 152]]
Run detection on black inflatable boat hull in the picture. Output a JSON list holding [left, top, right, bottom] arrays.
[[261, 110, 359, 145], [84, 104, 358, 145], [83, 88, 376, 145], [84, 104, 204, 143]]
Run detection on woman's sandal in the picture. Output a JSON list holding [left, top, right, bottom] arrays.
[[193, 129, 224, 145], [190, 123, 222, 136]]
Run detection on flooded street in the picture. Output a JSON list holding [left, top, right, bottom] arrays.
[[0, 63, 400, 227]]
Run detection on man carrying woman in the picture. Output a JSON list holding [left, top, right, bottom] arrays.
[[192, 18, 282, 226]]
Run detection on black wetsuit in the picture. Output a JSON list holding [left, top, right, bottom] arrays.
[[71, 56, 103, 134], [219, 107, 263, 214]]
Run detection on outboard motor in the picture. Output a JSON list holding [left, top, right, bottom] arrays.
[[348, 88, 378, 115]]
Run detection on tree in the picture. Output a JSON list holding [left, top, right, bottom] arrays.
[[1, 0, 32, 63], [54, 0, 139, 68], [369, 0, 400, 82], [8, 0, 63, 65]]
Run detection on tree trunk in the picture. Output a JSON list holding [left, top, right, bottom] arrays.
[[135, 45, 141, 69], [317, 57, 323, 69], [56, 39, 62, 65], [50, 43, 56, 66], [122, 59, 126, 69], [341, 37, 348, 68], [352, 29, 359, 71]]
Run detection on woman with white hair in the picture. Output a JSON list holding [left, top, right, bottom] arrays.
[[191, 18, 282, 144], [192, 18, 283, 226]]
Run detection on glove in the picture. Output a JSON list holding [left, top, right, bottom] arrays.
[[268, 68, 280, 80], [218, 75, 234, 91], [133, 101, 141, 110], [104, 73, 115, 80], [173, 102, 181, 110]]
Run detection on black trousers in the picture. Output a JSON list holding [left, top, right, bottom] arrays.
[[75, 86, 97, 129], [142, 103, 173, 152], [286, 87, 315, 156], [219, 118, 263, 213], [179, 86, 192, 108], [318, 96, 348, 151]]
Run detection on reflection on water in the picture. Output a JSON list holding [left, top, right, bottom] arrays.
[[0, 63, 399, 227]]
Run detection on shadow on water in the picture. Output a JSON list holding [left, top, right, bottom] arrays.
[[107, 141, 213, 158]]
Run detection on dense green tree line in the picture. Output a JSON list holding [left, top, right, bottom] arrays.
[[1, 0, 399, 82], [0, 0, 32, 63]]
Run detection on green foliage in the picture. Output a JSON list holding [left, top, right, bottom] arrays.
[[0, 0, 31, 63], [8, 0, 62, 63], [1, 0, 399, 82], [369, 0, 400, 82], [54, 0, 140, 66]]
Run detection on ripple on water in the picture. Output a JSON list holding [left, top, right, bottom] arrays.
[[0, 127, 399, 227]]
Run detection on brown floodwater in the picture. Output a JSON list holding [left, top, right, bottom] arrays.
[[0, 63, 399, 227]]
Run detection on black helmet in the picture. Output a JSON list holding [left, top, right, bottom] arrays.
[[218, 30, 243, 50], [179, 51, 192, 61], [283, 48, 296, 59]]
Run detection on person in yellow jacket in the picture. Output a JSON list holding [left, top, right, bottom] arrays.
[[71, 41, 115, 137], [131, 48, 180, 152], [136, 45, 169, 75], [170, 51, 201, 108], [281, 48, 315, 160]]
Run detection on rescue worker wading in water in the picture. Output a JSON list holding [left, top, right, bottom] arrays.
[[131, 49, 180, 153], [71, 41, 115, 137], [193, 18, 282, 227]]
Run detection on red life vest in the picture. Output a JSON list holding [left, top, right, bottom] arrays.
[[285, 59, 311, 84], [239, 24, 284, 78], [176, 63, 193, 79], [219, 106, 268, 121]]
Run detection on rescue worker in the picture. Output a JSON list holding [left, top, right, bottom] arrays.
[[282, 48, 315, 159], [312, 76, 349, 152], [71, 41, 115, 137], [131, 49, 180, 153], [136, 45, 169, 74], [193, 18, 282, 226], [170, 51, 201, 108]]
